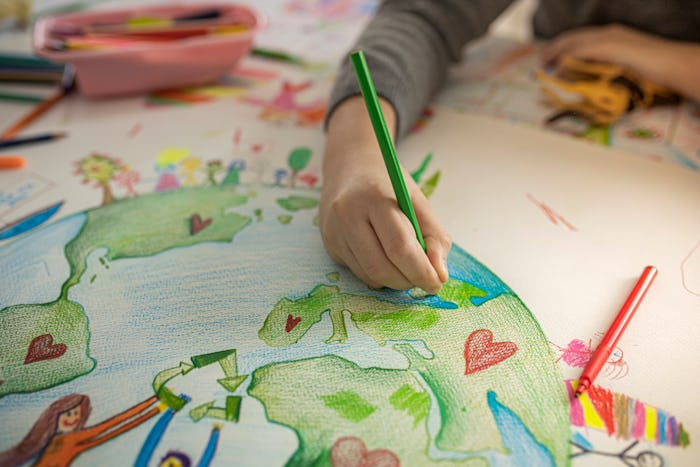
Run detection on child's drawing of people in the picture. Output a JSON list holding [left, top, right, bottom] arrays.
[[0, 394, 162, 466]]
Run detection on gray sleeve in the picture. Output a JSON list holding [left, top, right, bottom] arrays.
[[325, 0, 517, 140]]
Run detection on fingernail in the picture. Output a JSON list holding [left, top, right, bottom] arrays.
[[438, 257, 449, 283]]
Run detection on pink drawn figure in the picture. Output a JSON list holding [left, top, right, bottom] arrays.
[[155, 166, 180, 192], [243, 80, 326, 127], [113, 166, 141, 198], [551, 337, 628, 379]]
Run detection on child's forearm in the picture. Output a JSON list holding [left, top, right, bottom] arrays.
[[323, 96, 397, 177], [325, 0, 517, 140]]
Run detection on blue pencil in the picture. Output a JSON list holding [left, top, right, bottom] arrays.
[[0, 131, 67, 148]]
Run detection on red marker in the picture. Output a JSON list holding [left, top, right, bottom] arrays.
[[575, 265, 658, 398]]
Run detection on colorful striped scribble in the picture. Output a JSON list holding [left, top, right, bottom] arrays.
[[566, 379, 690, 447]]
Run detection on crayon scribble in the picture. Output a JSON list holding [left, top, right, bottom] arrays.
[[527, 194, 578, 231], [551, 337, 628, 379], [567, 380, 690, 447]]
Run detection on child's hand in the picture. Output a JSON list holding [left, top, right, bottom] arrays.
[[320, 97, 451, 294], [541, 24, 667, 76], [541, 24, 698, 98]]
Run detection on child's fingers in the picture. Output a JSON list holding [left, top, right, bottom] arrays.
[[540, 28, 596, 63], [425, 234, 450, 284], [371, 206, 443, 294], [345, 219, 414, 290], [340, 239, 384, 290], [411, 189, 451, 283], [321, 211, 388, 289]]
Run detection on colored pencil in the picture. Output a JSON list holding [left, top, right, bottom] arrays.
[[0, 90, 65, 139], [349, 49, 426, 251], [0, 131, 67, 148], [46, 24, 249, 51], [0, 53, 64, 70], [574, 265, 658, 398], [1, 65, 75, 139], [0, 91, 45, 103], [250, 47, 306, 66], [49, 8, 225, 37]]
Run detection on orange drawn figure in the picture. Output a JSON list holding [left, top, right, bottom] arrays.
[[243, 80, 326, 126], [179, 157, 202, 187], [0, 393, 163, 467]]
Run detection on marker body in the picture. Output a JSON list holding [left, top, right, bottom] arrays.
[[575, 342, 615, 397], [575, 266, 657, 398]]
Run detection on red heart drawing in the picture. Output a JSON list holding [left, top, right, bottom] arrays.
[[24, 334, 67, 365], [190, 214, 213, 235], [330, 436, 399, 467], [285, 314, 302, 333], [464, 329, 518, 375]]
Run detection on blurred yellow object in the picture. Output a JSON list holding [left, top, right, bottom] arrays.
[[0, 0, 31, 28], [536, 56, 680, 125]]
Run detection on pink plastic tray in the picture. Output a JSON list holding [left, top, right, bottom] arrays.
[[33, 3, 264, 98]]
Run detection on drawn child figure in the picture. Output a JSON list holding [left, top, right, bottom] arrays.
[[221, 159, 246, 187], [179, 157, 203, 187], [244, 80, 325, 126], [0, 394, 163, 466], [551, 337, 628, 379], [157, 424, 221, 467], [159, 450, 191, 467], [155, 164, 180, 192], [113, 166, 141, 198], [319, 0, 700, 293], [202, 160, 224, 186]]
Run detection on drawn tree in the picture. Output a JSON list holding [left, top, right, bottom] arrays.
[[74, 153, 124, 205], [287, 147, 312, 188]]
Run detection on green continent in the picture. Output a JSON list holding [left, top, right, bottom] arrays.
[[1, 187, 251, 397], [0, 300, 93, 396], [61, 187, 250, 297], [258, 280, 570, 465], [276, 195, 319, 212], [258, 284, 441, 346], [248, 355, 482, 467]]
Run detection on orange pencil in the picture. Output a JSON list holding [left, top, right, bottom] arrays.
[[0, 155, 26, 170], [574, 265, 658, 398], [1, 89, 66, 140], [1, 65, 75, 140]]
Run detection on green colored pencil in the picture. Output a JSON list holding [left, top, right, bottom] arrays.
[[250, 47, 305, 66], [349, 50, 426, 251], [0, 91, 45, 104]]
